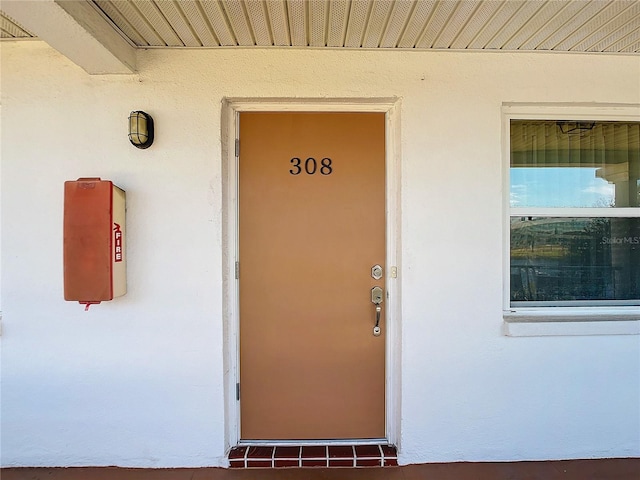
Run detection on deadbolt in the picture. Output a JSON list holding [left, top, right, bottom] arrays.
[[371, 264, 383, 280]]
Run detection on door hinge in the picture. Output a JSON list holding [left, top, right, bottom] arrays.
[[235, 261, 240, 279], [235, 138, 240, 157], [236, 382, 240, 401]]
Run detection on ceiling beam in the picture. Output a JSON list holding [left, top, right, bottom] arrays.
[[1, 0, 135, 74]]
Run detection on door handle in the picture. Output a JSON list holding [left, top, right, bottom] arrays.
[[371, 286, 383, 336]]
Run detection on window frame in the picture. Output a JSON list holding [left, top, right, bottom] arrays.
[[502, 103, 640, 333]]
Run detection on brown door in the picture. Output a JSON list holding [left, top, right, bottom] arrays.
[[239, 112, 386, 440]]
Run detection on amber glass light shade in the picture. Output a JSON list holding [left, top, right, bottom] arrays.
[[128, 111, 154, 149]]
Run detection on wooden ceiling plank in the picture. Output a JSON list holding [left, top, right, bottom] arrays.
[[416, 0, 458, 49], [519, 0, 587, 50], [362, 0, 394, 48], [397, 0, 437, 48], [221, 0, 254, 46], [534, 0, 611, 51], [327, 0, 350, 47], [570, 0, 640, 52], [131, 0, 183, 46], [619, 38, 640, 53], [379, 0, 415, 48], [179, 0, 220, 47], [433, 0, 481, 49], [9, 0, 636, 55], [466, 0, 523, 49], [154, 1, 202, 46], [344, 0, 372, 48], [501, 0, 566, 51], [484, 0, 546, 50], [554, 0, 625, 51], [592, 11, 640, 52], [309, 0, 328, 47], [245, 0, 273, 46], [94, 1, 149, 46], [450, 0, 503, 49], [200, 0, 237, 45], [287, 0, 307, 46], [266, 0, 291, 46]]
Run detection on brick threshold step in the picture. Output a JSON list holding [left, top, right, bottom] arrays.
[[228, 444, 398, 468]]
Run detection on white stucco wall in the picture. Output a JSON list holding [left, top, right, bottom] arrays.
[[1, 41, 639, 467]]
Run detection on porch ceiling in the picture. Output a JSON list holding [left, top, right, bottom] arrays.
[[1, 1, 639, 73]]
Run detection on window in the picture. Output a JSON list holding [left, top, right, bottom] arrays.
[[508, 119, 639, 312]]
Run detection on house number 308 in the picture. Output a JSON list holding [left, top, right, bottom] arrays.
[[290, 157, 333, 175]]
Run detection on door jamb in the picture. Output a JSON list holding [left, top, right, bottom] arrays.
[[222, 98, 402, 450]]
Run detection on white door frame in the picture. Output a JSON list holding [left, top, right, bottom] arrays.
[[221, 98, 402, 449]]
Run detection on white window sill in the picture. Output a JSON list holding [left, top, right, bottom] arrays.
[[503, 308, 640, 337]]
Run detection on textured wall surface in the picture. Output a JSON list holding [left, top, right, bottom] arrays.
[[1, 41, 639, 467]]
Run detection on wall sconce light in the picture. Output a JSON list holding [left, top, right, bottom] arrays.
[[128, 111, 154, 149]]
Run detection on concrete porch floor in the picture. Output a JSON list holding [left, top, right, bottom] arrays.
[[3, 459, 639, 480]]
